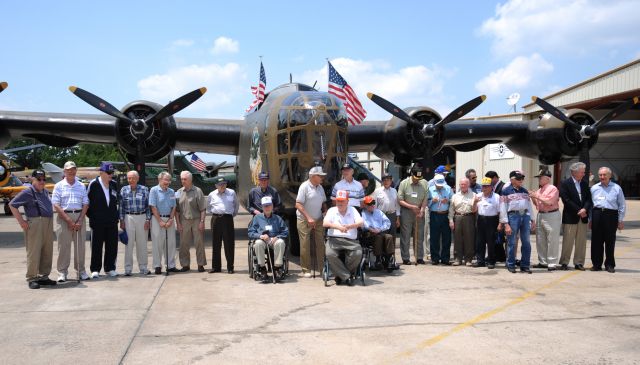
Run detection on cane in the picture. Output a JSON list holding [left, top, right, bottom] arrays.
[[165, 222, 170, 277], [265, 239, 276, 284], [413, 218, 418, 266], [310, 225, 316, 279], [76, 226, 81, 283]]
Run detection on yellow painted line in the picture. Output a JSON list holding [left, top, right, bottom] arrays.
[[391, 242, 640, 362]]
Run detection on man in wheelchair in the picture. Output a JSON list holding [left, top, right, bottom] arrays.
[[248, 197, 288, 282], [323, 190, 363, 286], [361, 196, 396, 271]]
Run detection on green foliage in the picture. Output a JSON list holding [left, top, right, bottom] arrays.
[[5, 139, 121, 169]]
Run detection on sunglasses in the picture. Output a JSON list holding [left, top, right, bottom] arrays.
[[36, 177, 46, 182], [105, 171, 114, 175]]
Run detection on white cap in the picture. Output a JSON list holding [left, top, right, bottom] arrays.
[[434, 174, 445, 186], [63, 161, 77, 170], [309, 166, 326, 176], [261, 196, 273, 206]]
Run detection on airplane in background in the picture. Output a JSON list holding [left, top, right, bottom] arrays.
[[0, 77, 638, 253]]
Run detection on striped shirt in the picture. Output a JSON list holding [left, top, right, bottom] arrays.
[[51, 178, 88, 210], [119, 184, 150, 220], [331, 179, 365, 208], [499, 185, 533, 223]]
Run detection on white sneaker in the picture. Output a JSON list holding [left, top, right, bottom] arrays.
[[57, 273, 67, 282], [80, 272, 90, 280], [107, 270, 119, 277], [91, 271, 100, 279], [303, 272, 312, 278]]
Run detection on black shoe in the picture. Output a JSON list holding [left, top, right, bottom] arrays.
[[154, 267, 162, 275], [208, 268, 221, 273], [28, 281, 40, 289], [335, 276, 343, 285], [180, 266, 190, 272], [402, 260, 411, 265], [560, 264, 569, 270], [417, 259, 426, 265], [37, 278, 57, 286], [590, 266, 602, 272], [198, 266, 205, 272], [431, 261, 439, 266], [473, 262, 486, 268], [487, 264, 495, 269], [548, 266, 557, 271], [274, 267, 285, 281], [521, 267, 532, 274], [507, 266, 517, 273], [227, 269, 234, 274], [346, 276, 355, 286], [533, 263, 547, 269], [606, 266, 615, 273], [259, 267, 269, 282], [515, 259, 521, 267], [441, 261, 452, 266], [168, 267, 179, 273], [574, 264, 585, 271]]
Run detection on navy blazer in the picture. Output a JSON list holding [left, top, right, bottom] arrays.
[[559, 177, 591, 224], [86, 177, 120, 227]]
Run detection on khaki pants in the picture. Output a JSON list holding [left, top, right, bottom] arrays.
[[423, 211, 430, 256], [297, 218, 324, 273], [453, 214, 475, 263], [400, 208, 424, 261], [56, 212, 87, 275], [25, 216, 54, 281], [151, 218, 176, 269], [560, 222, 588, 266], [124, 214, 149, 273], [253, 238, 285, 267], [536, 211, 561, 267], [179, 218, 206, 268]]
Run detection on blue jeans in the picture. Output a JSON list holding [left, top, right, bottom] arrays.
[[506, 212, 531, 269]]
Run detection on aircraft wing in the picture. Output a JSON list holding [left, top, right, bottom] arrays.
[[0, 110, 243, 155]]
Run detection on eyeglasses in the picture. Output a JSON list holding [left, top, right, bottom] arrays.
[[105, 171, 113, 175], [36, 177, 46, 182]]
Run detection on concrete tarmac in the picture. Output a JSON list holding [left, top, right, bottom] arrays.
[[0, 205, 639, 364]]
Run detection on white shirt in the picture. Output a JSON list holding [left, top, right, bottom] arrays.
[[100, 178, 110, 206], [373, 186, 400, 216], [476, 192, 500, 216], [51, 178, 89, 210], [324, 206, 361, 240], [572, 177, 582, 200], [207, 188, 238, 216], [296, 180, 327, 220]]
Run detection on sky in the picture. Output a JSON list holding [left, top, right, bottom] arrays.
[[1, 0, 639, 163]]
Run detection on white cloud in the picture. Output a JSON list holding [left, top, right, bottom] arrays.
[[211, 36, 239, 55], [300, 58, 457, 120], [137, 63, 246, 115], [475, 53, 553, 96], [170, 39, 194, 48], [479, 0, 639, 57]]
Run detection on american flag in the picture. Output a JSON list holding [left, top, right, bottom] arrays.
[[245, 61, 266, 113], [189, 153, 207, 171], [328, 61, 366, 125]]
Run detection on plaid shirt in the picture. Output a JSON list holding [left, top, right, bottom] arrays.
[[119, 184, 151, 220]]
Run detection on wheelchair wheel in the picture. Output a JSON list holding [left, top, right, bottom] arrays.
[[360, 271, 366, 286], [322, 256, 330, 287], [387, 255, 397, 273], [248, 242, 254, 279]]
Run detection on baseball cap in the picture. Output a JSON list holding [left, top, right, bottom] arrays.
[[341, 163, 354, 170], [381, 174, 393, 180], [215, 176, 227, 185], [356, 172, 368, 181], [261, 196, 273, 206], [481, 177, 493, 186], [335, 190, 349, 201], [534, 169, 552, 178], [485, 171, 499, 179], [410, 165, 423, 179], [309, 166, 326, 176], [258, 172, 269, 180], [434, 174, 445, 186], [434, 165, 448, 174], [119, 229, 128, 245], [63, 161, 76, 170], [99, 162, 115, 173], [363, 196, 375, 206], [509, 170, 525, 180], [31, 169, 46, 178]]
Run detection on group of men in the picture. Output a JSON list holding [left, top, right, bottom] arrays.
[[10, 157, 627, 289]]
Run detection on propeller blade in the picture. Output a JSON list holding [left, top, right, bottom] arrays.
[[0, 82, 7, 93], [68, 86, 132, 121], [593, 96, 639, 129], [433, 95, 486, 128], [146, 87, 207, 122], [367, 92, 422, 129], [531, 96, 582, 130]]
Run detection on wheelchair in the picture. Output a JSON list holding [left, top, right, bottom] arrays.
[[360, 231, 399, 274], [322, 231, 368, 287], [248, 237, 289, 284]]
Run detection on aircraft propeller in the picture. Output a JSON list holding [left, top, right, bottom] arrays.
[[69, 86, 207, 185], [531, 95, 639, 179], [0, 82, 7, 93], [367, 92, 486, 177]]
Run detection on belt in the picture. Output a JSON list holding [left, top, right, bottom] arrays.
[[383, 211, 397, 215], [64, 210, 82, 213], [212, 213, 233, 217], [478, 215, 498, 218], [594, 207, 617, 213], [126, 211, 146, 215], [431, 211, 448, 215], [159, 214, 171, 218], [539, 209, 559, 214], [455, 212, 475, 216], [508, 209, 528, 215]]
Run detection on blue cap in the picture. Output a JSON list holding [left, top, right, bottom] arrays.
[[258, 172, 269, 180], [434, 165, 448, 174], [215, 176, 227, 185], [119, 230, 128, 245], [100, 162, 114, 173]]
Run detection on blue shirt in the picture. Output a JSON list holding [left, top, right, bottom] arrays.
[[10, 187, 54, 218], [362, 208, 391, 232], [591, 181, 625, 221], [469, 183, 482, 194], [248, 213, 289, 240], [119, 184, 150, 220], [428, 185, 453, 212], [149, 185, 176, 215]]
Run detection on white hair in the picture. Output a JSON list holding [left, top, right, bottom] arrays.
[[127, 170, 139, 178], [180, 171, 192, 180], [569, 162, 586, 173], [158, 171, 171, 180], [598, 166, 612, 176]]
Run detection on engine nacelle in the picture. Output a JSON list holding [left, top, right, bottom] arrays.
[[116, 101, 177, 163], [373, 106, 444, 166]]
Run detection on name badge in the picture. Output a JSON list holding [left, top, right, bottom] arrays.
[[598, 196, 606, 201], [175, 192, 181, 199], [136, 193, 143, 199], [411, 192, 418, 198], [265, 225, 273, 231]]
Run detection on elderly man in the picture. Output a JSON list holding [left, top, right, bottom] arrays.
[[248, 196, 289, 282], [87, 162, 120, 278], [323, 190, 364, 286], [207, 176, 239, 274], [449, 177, 477, 266], [331, 163, 365, 209], [248, 172, 283, 216], [475, 177, 501, 269], [466, 169, 482, 194], [398, 165, 429, 265], [559, 162, 591, 271], [175, 171, 207, 272], [428, 165, 449, 187], [9, 170, 56, 289], [590, 167, 626, 273], [119, 170, 151, 276], [485, 171, 505, 194], [52, 161, 89, 282], [362, 196, 395, 270], [428, 174, 453, 265], [149, 171, 178, 275], [373, 174, 400, 243], [295, 166, 328, 277], [500, 170, 536, 273], [530, 169, 561, 271]]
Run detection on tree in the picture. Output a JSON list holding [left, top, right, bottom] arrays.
[[5, 139, 122, 169]]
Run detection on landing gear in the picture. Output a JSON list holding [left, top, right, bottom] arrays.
[[4, 201, 10, 216]]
